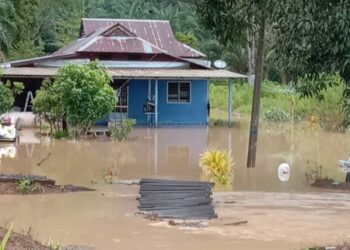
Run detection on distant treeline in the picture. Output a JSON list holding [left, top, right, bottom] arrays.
[[0, 0, 282, 80]]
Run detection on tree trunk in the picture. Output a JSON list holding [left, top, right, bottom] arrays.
[[340, 73, 350, 129], [246, 16, 266, 168], [62, 118, 68, 132], [247, 31, 255, 85]]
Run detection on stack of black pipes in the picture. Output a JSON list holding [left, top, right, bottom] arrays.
[[138, 179, 217, 219]]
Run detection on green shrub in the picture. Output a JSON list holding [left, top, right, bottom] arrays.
[[264, 108, 291, 123], [109, 119, 136, 141], [209, 76, 345, 131], [199, 149, 234, 187], [33, 79, 64, 134], [16, 178, 43, 194], [0, 78, 24, 115], [53, 130, 70, 139], [16, 178, 32, 194], [55, 62, 117, 135]]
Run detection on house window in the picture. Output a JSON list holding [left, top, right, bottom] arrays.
[[167, 82, 190, 103]]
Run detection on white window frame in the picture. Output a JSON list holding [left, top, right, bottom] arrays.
[[166, 81, 191, 104]]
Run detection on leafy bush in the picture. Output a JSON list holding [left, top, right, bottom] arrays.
[[109, 119, 136, 141], [294, 76, 345, 131], [0, 83, 13, 115], [199, 149, 234, 187], [264, 108, 291, 123], [0, 77, 24, 115], [16, 178, 32, 194], [53, 130, 70, 139], [33, 79, 64, 134], [55, 62, 116, 135]]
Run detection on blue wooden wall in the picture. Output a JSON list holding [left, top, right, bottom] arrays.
[[128, 79, 208, 125]]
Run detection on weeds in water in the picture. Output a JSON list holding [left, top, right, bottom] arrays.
[[0, 224, 13, 250], [52, 130, 70, 139], [200, 149, 234, 187], [109, 119, 136, 141], [16, 178, 43, 194], [264, 108, 291, 123], [208, 118, 231, 127], [47, 237, 60, 250], [305, 160, 330, 184], [16, 178, 32, 194]]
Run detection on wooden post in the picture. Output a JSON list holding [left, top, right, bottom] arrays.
[[247, 16, 266, 168], [155, 79, 158, 125], [228, 79, 233, 126]]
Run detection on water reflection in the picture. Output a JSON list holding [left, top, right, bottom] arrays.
[[0, 123, 349, 192], [0, 145, 16, 159]]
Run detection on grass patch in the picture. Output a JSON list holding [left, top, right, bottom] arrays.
[[209, 77, 345, 131]]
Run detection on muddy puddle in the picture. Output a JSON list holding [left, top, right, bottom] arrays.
[[0, 123, 349, 192]]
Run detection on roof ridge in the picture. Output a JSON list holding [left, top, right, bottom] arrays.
[[82, 18, 170, 23]]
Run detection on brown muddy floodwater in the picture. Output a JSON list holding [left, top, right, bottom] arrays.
[[1, 122, 348, 192], [0, 122, 350, 249]]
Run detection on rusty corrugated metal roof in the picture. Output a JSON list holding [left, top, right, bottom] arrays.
[[81, 18, 205, 58], [80, 37, 166, 54], [1, 67, 246, 79], [7, 19, 208, 68]]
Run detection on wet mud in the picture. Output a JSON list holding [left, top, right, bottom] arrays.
[[0, 226, 49, 250]]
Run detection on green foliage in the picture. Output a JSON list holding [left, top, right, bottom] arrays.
[[209, 80, 293, 115], [295, 75, 345, 131], [55, 62, 116, 135], [0, 0, 240, 73], [109, 119, 136, 141], [16, 178, 43, 194], [272, 1, 350, 127], [0, 224, 13, 250], [33, 79, 64, 133], [210, 77, 346, 131], [53, 130, 70, 139], [264, 108, 291, 123], [0, 77, 24, 115], [16, 178, 33, 194], [200, 149, 234, 187], [0, 1, 16, 58], [9, 40, 44, 60], [0, 82, 14, 115], [175, 32, 198, 48]]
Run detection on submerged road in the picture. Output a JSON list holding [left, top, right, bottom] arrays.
[[0, 185, 349, 249], [211, 191, 350, 249]]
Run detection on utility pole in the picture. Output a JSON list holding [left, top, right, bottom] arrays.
[[247, 17, 266, 168]]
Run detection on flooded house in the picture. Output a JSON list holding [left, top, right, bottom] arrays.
[[1, 18, 244, 125]]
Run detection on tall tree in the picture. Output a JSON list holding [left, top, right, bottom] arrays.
[[0, 0, 16, 61], [195, 0, 273, 168], [273, 0, 350, 127]]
